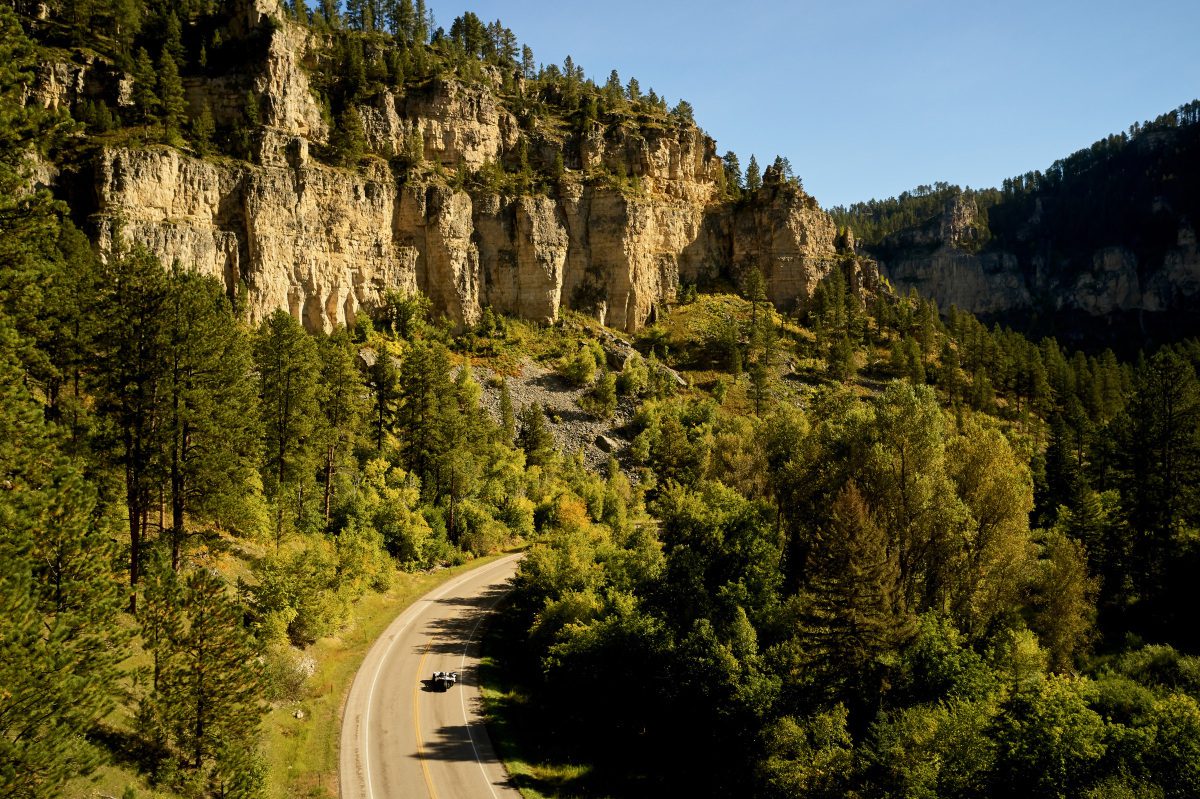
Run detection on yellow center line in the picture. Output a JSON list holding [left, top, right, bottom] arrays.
[[414, 643, 440, 799]]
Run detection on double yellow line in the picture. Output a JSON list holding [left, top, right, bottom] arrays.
[[413, 643, 440, 799]]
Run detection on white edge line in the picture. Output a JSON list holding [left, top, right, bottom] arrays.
[[360, 555, 519, 799], [460, 586, 511, 799]]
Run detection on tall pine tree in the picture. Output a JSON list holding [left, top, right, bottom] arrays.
[[254, 310, 321, 542]]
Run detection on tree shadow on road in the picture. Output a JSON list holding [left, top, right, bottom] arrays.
[[415, 585, 511, 658], [418, 722, 505, 766]]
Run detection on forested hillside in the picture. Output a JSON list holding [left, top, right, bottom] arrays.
[[489, 272, 1200, 799], [830, 103, 1200, 349]]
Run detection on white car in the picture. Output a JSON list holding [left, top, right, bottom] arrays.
[[431, 671, 459, 691]]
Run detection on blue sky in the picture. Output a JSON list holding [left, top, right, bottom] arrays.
[[423, 0, 1200, 208]]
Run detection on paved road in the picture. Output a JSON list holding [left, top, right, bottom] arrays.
[[340, 554, 524, 799]]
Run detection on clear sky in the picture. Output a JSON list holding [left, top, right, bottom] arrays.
[[424, 0, 1200, 208]]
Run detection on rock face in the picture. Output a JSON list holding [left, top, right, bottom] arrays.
[[42, 2, 851, 333], [876, 194, 1200, 330]]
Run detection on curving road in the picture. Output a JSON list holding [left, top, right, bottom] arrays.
[[340, 554, 524, 799]]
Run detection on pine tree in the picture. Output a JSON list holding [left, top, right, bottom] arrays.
[[1116, 349, 1200, 613], [671, 99, 694, 125], [745, 154, 762, 192], [498, 378, 516, 444], [0, 321, 126, 799], [388, 0, 413, 40], [604, 69, 623, 106], [750, 359, 769, 415], [132, 47, 159, 124], [92, 248, 171, 609], [585, 367, 618, 419], [254, 310, 321, 542], [158, 49, 187, 146], [318, 0, 340, 28], [191, 99, 214, 156], [333, 105, 366, 167], [150, 567, 265, 790], [414, 0, 428, 43], [801, 482, 913, 706], [365, 347, 399, 453], [904, 335, 926, 384], [317, 329, 366, 524], [517, 403, 555, 467], [440, 366, 486, 538], [827, 335, 856, 383], [397, 339, 454, 494], [163, 11, 184, 63], [722, 151, 743, 194], [521, 45, 535, 80], [161, 267, 262, 569], [744, 267, 767, 328]]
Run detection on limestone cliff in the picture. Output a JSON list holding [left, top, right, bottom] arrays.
[[31, 1, 850, 333], [876, 196, 1032, 316], [861, 124, 1200, 345], [878, 195, 1200, 329]]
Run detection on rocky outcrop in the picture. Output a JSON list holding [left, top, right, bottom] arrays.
[[727, 184, 843, 311], [876, 196, 1200, 323], [96, 142, 850, 332], [883, 248, 1031, 317], [45, 1, 848, 333]]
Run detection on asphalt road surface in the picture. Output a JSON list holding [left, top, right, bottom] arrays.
[[340, 554, 524, 799]]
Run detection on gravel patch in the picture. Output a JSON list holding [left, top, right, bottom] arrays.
[[468, 359, 636, 472]]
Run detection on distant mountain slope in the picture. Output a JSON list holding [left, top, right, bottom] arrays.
[[831, 102, 1200, 351]]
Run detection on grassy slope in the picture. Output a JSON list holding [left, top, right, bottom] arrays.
[[64, 552, 513, 799], [259, 552, 513, 799]]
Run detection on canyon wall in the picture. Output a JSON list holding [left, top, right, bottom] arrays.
[[36, 1, 847, 333]]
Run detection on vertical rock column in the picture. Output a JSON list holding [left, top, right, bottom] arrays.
[[422, 186, 481, 326]]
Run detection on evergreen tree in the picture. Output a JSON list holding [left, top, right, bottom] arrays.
[[904, 335, 926, 384], [521, 45, 535, 80], [626, 76, 641, 103], [439, 365, 486, 538], [162, 10, 184, 60], [92, 248, 171, 609], [800, 482, 913, 710], [827, 335, 857, 383], [1115, 349, 1200, 632], [365, 347, 399, 452], [254, 310, 321, 541], [317, 329, 366, 524], [149, 567, 265, 791], [671, 99, 694, 125], [744, 267, 767, 329], [604, 69, 623, 106], [0, 321, 126, 799], [191, 99, 215, 156], [498, 377, 516, 444], [161, 267, 262, 569], [517, 402, 555, 467], [750, 359, 770, 415], [745, 154, 762, 192], [414, 0, 428, 43], [132, 47, 159, 124], [388, 0, 413, 40], [723, 151, 743, 193], [585, 367, 618, 419], [396, 339, 454, 494], [158, 49, 187, 144], [318, 0, 340, 27], [333, 105, 366, 167]]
